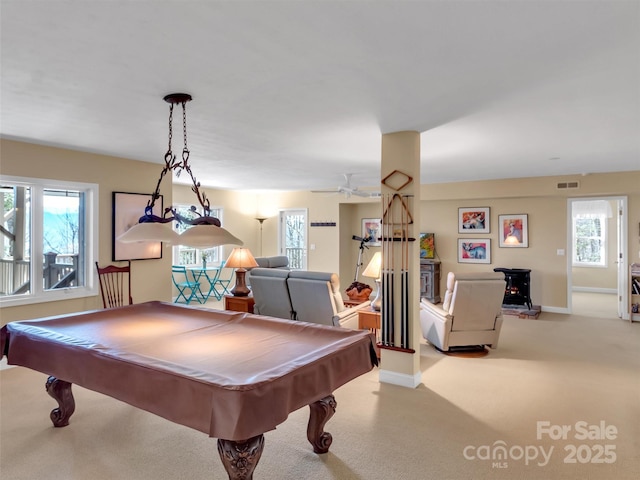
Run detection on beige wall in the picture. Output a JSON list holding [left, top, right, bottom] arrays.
[[174, 188, 345, 274], [419, 173, 640, 309], [0, 139, 173, 323], [2, 139, 639, 322]]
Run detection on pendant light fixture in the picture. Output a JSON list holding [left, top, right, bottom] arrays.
[[118, 93, 242, 248]]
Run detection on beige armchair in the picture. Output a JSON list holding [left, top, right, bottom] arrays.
[[419, 272, 505, 351]]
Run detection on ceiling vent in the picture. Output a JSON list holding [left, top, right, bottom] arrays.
[[556, 181, 580, 189]]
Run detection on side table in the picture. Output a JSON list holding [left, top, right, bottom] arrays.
[[358, 309, 381, 359], [224, 294, 255, 313]]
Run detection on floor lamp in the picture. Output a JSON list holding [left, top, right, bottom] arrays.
[[255, 217, 267, 256]]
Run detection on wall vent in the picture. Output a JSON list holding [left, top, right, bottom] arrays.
[[556, 181, 580, 189]]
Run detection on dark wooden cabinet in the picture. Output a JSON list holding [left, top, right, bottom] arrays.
[[420, 260, 441, 304]]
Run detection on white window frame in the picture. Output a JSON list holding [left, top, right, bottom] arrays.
[[572, 213, 607, 268], [0, 175, 99, 307]]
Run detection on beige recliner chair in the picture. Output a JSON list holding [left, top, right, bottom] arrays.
[[419, 272, 505, 351]]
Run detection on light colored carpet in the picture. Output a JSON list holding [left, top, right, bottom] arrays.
[[1, 309, 639, 479]]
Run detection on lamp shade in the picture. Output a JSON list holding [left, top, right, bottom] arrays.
[[225, 247, 259, 269], [117, 222, 180, 244], [225, 248, 259, 297], [179, 225, 243, 248], [362, 252, 382, 311], [362, 252, 382, 279]]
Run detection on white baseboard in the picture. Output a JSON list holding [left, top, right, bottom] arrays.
[[379, 369, 422, 388], [541, 305, 570, 314], [572, 287, 617, 294]]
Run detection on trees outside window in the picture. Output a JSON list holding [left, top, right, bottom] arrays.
[[573, 214, 606, 266]]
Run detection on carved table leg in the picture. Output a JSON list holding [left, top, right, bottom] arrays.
[[217, 434, 264, 480], [45, 376, 75, 427], [307, 394, 337, 454]]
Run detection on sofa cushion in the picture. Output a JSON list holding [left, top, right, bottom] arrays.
[[287, 271, 345, 313], [253, 256, 290, 269], [267, 256, 289, 268], [247, 268, 293, 319], [255, 257, 270, 268]]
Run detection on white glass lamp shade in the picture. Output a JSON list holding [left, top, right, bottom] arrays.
[[117, 222, 180, 244], [179, 225, 243, 248]]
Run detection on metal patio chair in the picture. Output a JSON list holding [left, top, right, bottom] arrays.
[[172, 265, 203, 304]]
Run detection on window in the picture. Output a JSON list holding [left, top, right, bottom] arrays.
[[573, 214, 607, 267], [0, 176, 99, 306], [172, 204, 223, 266], [279, 209, 307, 270]]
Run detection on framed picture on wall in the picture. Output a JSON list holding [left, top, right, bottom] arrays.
[[112, 192, 163, 261], [362, 218, 382, 246], [498, 214, 528, 247], [458, 207, 490, 233], [457, 238, 491, 264], [419, 233, 435, 259]]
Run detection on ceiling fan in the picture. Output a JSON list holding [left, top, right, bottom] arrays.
[[311, 174, 380, 198]]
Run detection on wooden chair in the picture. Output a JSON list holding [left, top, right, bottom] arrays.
[[95, 261, 133, 308]]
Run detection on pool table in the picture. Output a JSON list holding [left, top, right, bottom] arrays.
[[1, 301, 377, 479]]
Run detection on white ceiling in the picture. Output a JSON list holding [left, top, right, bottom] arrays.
[[1, 1, 638, 192]]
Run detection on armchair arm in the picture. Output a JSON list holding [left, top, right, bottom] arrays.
[[419, 299, 453, 350], [334, 300, 372, 329]]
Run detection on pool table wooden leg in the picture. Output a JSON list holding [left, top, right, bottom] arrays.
[[45, 376, 75, 427], [217, 434, 264, 480], [307, 394, 337, 454]]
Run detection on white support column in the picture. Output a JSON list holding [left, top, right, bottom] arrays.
[[378, 131, 422, 388]]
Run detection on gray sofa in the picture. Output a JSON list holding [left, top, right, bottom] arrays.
[[249, 268, 371, 329]]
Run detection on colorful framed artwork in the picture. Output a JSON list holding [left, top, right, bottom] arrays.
[[499, 214, 528, 247], [419, 233, 435, 259], [458, 207, 490, 234], [362, 218, 382, 246], [112, 192, 163, 261], [457, 238, 491, 264]]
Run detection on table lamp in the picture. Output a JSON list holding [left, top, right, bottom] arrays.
[[362, 252, 382, 311], [225, 247, 259, 297]]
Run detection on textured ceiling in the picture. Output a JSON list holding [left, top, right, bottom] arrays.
[[1, 0, 638, 192]]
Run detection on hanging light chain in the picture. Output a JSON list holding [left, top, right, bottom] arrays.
[[167, 102, 174, 157], [182, 100, 189, 159]]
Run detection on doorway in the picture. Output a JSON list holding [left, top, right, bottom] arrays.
[[278, 209, 308, 270], [567, 196, 627, 318]]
